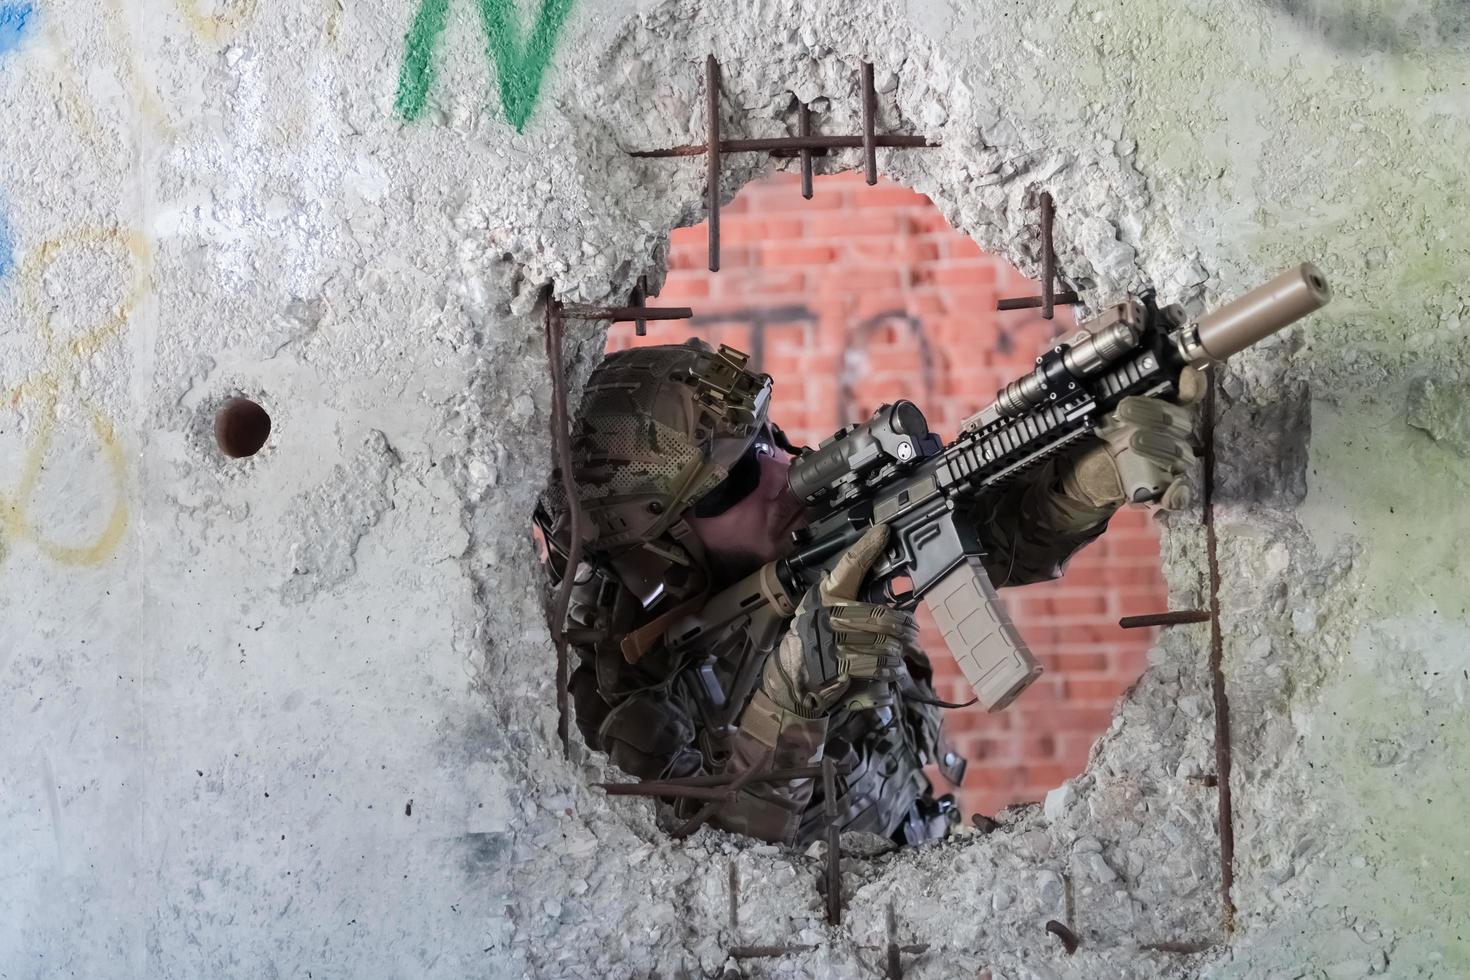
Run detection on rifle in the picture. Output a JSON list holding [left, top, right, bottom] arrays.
[[664, 264, 1332, 711]]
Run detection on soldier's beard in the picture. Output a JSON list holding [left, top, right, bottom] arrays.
[[686, 448, 809, 588], [703, 496, 808, 587], [704, 544, 769, 586]]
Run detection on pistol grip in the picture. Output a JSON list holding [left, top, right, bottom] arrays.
[[923, 557, 1042, 711]]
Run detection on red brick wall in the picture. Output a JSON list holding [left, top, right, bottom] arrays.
[[607, 171, 1166, 817]]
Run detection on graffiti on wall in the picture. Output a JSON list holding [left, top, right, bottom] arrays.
[[0, 196, 13, 279], [1, 228, 151, 568], [687, 304, 818, 375], [0, 1, 32, 54], [836, 309, 940, 425], [395, 0, 575, 131], [675, 304, 1054, 434], [172, 0, 255, 42], [0, 3, 31, 278]]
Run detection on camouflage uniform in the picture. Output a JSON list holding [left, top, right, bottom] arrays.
[[539, 342, 1157, 847]]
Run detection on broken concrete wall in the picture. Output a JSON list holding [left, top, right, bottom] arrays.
[[0, 0, 1465, 976]]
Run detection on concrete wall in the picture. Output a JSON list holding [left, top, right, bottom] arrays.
[[1, 0, 1466, 977]]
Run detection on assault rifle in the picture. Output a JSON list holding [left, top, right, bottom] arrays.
[[665, 264, 1332, 711]]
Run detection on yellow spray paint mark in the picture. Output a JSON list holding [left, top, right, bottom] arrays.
[[173, 0, 257, 42], [103, 0, 175, 137], [0, 226, 152, 568], [38, 15, 107, 149]]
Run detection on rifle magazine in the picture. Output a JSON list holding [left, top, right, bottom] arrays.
[[925, 557, 1042, 712]]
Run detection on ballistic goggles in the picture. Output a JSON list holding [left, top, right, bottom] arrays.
[[689, 423, 801, 518]]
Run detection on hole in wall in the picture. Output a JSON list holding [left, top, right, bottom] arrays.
[[589, 171, 1170, 826], [215, 397, 272, 458]]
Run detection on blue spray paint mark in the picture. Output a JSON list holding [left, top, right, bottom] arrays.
[[0, 202, 12, 279], [0, 2, 33, 56], [0, 3, 32, 278]]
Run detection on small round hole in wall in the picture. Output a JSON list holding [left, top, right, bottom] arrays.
[[215, 397, 272, 458]]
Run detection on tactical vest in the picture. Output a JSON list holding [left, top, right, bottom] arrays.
[[571, 612, 964, 846]]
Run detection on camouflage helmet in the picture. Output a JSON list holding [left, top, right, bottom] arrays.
[[543, 341, 772, 562]]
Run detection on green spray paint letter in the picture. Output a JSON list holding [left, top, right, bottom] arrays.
[[395, 0, 574, 132]]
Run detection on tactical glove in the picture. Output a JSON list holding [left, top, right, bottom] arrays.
[[759, 524, 918, 718], [1062, 366, 1204, 511]]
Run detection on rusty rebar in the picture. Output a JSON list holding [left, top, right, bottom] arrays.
[[671, 757, 763, 838], [706, 54, 721, 272], [1040, 191, 1056, 320], [561, 304, 693, 323], [596, 763, 848, 796], [629, 277, 646, 336], [1063, 872, 1075, 937], [599, 783, 741, 802], [1119, 610, 1212, 629], [630, 133, 933, 158], [861, 61, 878, 184], [672, 798, 723, 839], [885, 901, 902, 979], [995, 291, 1081, 311], [823, 756, 842, 925], [729, 945, 813, 959], [798, 101, 814, 199], [1142, 940, 1217, 954], [543, 295, 579, 760], [1045, 920, 1079, 955], [728, 861, 739, 931], [1202, 369, 1237, 930], [998, 192, 1080, 314]]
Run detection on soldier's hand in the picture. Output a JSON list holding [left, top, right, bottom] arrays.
[[1062, 366, 1204, 511], [760, 524, 918, 717]]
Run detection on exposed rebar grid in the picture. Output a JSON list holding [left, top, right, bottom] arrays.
[[997, 191, 1078, 319], [628, 56, 938, 270]]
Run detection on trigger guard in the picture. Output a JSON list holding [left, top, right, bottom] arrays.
[[860, 574, 917, 609]]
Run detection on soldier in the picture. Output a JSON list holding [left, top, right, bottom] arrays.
[[536, 340, 1196, 846]]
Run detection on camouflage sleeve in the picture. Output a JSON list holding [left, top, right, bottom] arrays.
[[971, 454, 1118, 588], [589, 684, 706, 782], [708, 688, 828, 845], [587, 658, 828, 844]]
